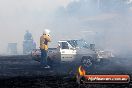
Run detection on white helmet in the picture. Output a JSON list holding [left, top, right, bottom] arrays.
[[43, 29, 50, 34]]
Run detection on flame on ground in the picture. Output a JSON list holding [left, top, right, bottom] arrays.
[[78, 66, 86, 76]]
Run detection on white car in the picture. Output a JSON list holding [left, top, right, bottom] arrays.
[[31, 39, 114, 67]]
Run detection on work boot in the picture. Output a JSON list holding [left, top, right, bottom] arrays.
[[44, 65, 50, 69]]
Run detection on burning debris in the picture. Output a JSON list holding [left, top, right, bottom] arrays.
[[76, 65, 86, 84], [78, 66, 86, 76], [76, 65, 88, 84]]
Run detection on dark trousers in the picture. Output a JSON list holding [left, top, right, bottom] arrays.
[[40, 49, 47, 66]]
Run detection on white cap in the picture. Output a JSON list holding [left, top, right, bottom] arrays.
[[43, 29, 50, 34]]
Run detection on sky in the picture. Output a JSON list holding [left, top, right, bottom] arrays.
[[0, 0, 132, 56]]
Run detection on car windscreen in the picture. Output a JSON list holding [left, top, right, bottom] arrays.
[[67, 40, 89, 49]]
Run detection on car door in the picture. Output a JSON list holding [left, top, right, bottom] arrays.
[[59, 42, 76, 62]]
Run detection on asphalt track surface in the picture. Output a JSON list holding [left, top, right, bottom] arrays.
[[0, 55, 132, 88]]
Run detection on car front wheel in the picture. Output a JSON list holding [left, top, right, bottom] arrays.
[[81, 56, 93, 68]]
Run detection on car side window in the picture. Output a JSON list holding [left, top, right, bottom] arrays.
[[62, 42, 69, 49]]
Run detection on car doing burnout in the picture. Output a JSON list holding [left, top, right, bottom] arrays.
[[31, 39, 114, 67]]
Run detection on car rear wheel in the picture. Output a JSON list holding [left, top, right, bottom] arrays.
[[81, 56, 93, 68]]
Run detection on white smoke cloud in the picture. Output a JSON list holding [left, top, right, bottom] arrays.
[[0, 0, 132, 57], [53, 0, 132, 57], [0, 0, 71, 54]]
